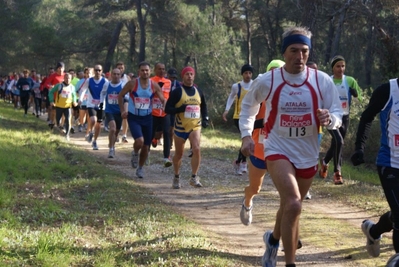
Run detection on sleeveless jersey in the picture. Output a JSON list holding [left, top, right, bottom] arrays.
[[174, 87, 202, 133], [87, 77, 106, 108], [233, 82, 251, 119], [377, 78, 399, 168], [262, 67, 322, 169], [331, 75, 351, 115], [151, 76, 171, 117], [105, 81, 123, 114], [128, 78, 154, 116]]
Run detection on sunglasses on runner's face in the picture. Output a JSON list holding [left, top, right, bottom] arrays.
[[95, 69, 102, 72]]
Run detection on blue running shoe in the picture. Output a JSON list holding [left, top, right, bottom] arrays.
[[262, 231, 279, 267]]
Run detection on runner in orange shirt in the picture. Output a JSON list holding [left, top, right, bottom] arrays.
[[240, 59, 285, 226], [150, 62, 173, 167]]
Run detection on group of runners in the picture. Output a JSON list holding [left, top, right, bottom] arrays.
[[0, 60, 209, 189], [2, 25, 399, 266]]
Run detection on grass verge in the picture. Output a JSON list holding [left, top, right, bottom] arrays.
[[0, 102, 251, 266]]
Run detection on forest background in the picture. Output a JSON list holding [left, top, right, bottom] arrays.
[[1, 0, 399, 146]]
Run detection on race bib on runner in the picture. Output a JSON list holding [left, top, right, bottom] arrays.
[[34, 88, 41, 98], [152, 98, 163, 109], [91, 99, 100, 105], [184, 105, 200, 119], [134, 97, 150, 109], [22, 85, 30, 91], [279, 113, 313, 138], [108, 94, 118, 105], [60, 90, 69, 98]]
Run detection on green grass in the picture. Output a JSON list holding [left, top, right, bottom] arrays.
[[0, 102, 251, 266]]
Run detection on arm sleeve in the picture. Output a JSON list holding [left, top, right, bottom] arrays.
[[318, 73, 343, 130], [78, 81, 88, 102], [239, 76, 269, 138], [72, 89, 77, 103], [224, 83, 238, 111], [347, 76, 363, 102], [355, 83, 390, 151], [165, 88, 183, 115], [197, 88, 208, 118], [48, 84, 58, 103], [100, 81, 109, 103]]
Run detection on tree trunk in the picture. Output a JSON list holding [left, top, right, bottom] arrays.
[[300, 0, 320, 63], [136, 0, 146, 62], [244, 5, 251, 65], [324, 19, 335, 65], [104, 21, 124, 72], [126, 20, 137, 67], [364, 21, 374, 87]]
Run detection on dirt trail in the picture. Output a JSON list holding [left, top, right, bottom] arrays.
[[65, 128, 390, 267]]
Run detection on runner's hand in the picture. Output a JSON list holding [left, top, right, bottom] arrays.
[[202, 117, 209, 128], [222, 110, 228, 122], [241, 136, 254, 157], [176, 104, 187, 113], [317, 109, 331, 126]]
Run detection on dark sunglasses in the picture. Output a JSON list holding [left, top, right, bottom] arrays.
[[95, 69, 102, 72]]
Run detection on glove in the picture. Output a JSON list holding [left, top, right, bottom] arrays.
[[176, 104, 187, 113], [349, 87, 358, 97], [351, 149, 365, 166], [99, 102, 104, 110], [202, 117, 209, 128]]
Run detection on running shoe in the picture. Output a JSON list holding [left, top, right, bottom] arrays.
[[92, 141, 99, 150], [136, 167, 144, 178], [172, 176, 181, 189], [122, 136, 128, 143], [234, 160, 243, 175], [319, 158, 328, 179], [78, 125, 83, 132], [240, 162, 248, 173], [104, 126, 109, 132], [262, 231, 279, 267], [108, 148, 115, 158], [305, 191, 312, 200], [88, 132, 94, 143], [151, 138, 158, 148], [240, 199, 252, 226], [70, 127, 75, 134], [48, 123, 54, 130], [188, 150, 193, 158], [361, 219, 381, 257], [65, 135, 70, 142], [131, 152, 139, 168], [334, 171, 344, 185], [164, 157, 172, 168], [189, 175, 203, 187]]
